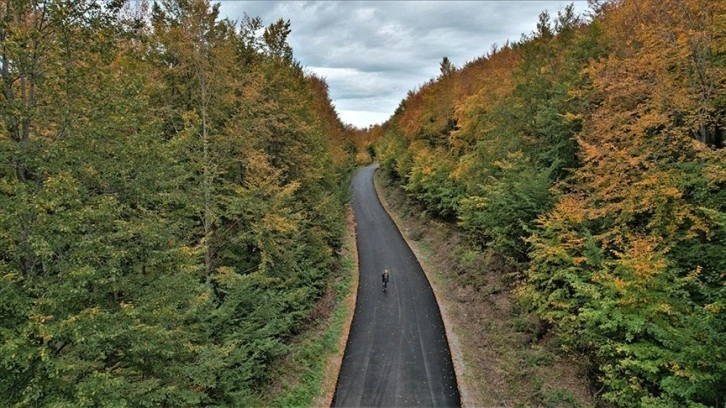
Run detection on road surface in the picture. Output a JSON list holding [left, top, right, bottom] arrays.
[[332, 164, 460, 407]]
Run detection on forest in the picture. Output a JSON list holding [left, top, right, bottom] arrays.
[[2, 0, 725, 407], [1, 0, 356, 406], [373, 0, 725, 406]]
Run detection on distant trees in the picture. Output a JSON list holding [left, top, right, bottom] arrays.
[[374, 0, 725, 405], [439, 56, 456, 77], [0, 0, 354, 406]]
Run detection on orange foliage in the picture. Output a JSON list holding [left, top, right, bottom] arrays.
[[593, 0, 725, 148], [450, 45, 521, 155], [305, 74, 352, 165]]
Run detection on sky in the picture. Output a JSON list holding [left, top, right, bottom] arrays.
[[216, 1, 592, 129]]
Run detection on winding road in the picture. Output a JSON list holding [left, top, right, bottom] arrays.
[[332, 164, 460, 407]]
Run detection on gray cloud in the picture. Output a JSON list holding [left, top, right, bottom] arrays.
[[217, 1, 591, 128]]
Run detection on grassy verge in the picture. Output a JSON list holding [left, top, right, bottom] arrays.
[[374, 170, 595, 408], [257, 205, 358, 407]]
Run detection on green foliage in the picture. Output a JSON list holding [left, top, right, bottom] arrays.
[[458, 152, 554, 260], [377, 130, 409, 179], [266, 243, 355, 407], [373, 1, 726, 406], [366, 144, 377, 160], [404, 148, 462, 218], [0, 0, 355, 405], [541, 388, 582, 408]]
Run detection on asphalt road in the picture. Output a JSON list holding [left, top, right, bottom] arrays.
[[332, 164, 460, 407]]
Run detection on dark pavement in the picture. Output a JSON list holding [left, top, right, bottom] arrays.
[[332, 164, 460, 407]]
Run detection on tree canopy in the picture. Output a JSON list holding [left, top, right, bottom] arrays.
[[0, 0, 356, 405], [373, 1, 725, 405]]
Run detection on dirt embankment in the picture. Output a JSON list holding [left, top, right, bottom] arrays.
[[374, 171, 596, 408]]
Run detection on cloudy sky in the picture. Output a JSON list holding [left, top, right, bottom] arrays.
[[216, 1, 591, 128]]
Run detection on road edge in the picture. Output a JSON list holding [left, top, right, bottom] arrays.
[[318, 204, 360, 407]]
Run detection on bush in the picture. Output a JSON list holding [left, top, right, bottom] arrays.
[[458, 151, 553, 261]]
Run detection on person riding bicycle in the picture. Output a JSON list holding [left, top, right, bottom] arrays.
[[382, 268, 390, 290]]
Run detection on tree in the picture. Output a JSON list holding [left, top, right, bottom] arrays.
[[263, 18, 293, 61], [524, 1, 726, 404], [0, 1, 221, 404], [1, 1, 354, 405], [439, 56, 455, 77], [151, 0, 239, 278], [373, 1, 725, 404]]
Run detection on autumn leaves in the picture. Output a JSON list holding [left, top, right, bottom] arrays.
[[1, 0, 353, 405], [373, 1, 725, 405]]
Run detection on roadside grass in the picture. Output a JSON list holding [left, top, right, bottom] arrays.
[[374, 171, 594, 408], [256, 207, 357, 407]]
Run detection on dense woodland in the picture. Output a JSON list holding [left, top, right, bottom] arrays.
[[374, 0, 725, 406], [2, 0, 725, 406], [0, 0, 356, 405]]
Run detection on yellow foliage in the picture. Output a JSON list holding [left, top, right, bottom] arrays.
[[616, 235, 667, 282], [612, 276, 627, 292], [549, 196, 587, 225], [704, 303, 722, 314], [30, 314, 54, 324], [262, 212, 298, 233], [655, 303, 674, 315]]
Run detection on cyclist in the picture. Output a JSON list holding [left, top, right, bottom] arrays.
[[382, 268, 390, 291]]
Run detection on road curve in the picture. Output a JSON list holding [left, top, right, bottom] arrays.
[[332, 164, 460, 407]]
